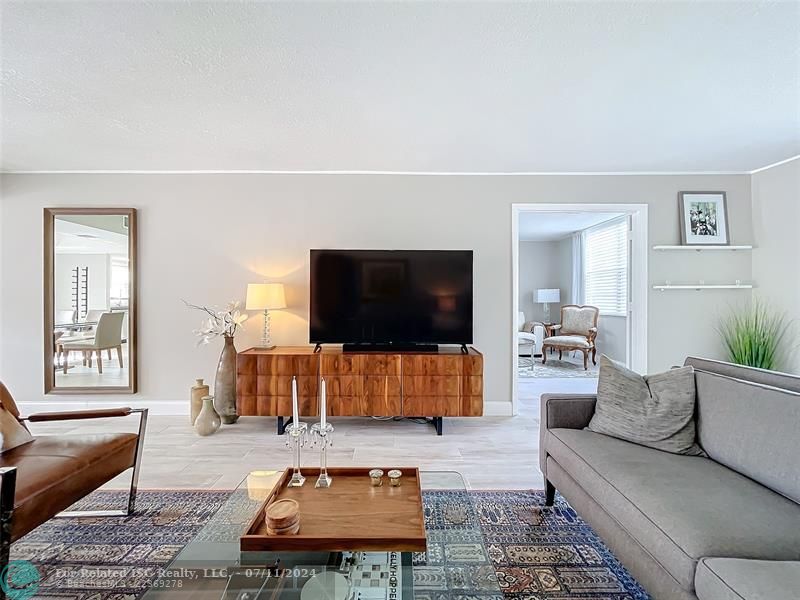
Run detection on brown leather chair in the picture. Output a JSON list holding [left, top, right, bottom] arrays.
[[0, 382, 146, 596]]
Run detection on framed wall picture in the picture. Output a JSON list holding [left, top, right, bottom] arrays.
[[678, 191, 729, 245]]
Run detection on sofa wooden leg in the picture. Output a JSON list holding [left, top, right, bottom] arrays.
[[117, 345, 124, 368], [592, 347, 597, 365], [583, 351, 588, 370], [545, 480, 556, 506], [541, 347, 547, 364]]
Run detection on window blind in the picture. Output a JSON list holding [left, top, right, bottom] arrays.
[[584, 218, 628, 316]]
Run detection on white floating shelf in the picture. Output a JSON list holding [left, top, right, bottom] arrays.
[[652, 245, 753, 251], [653, 283, 754, 291]]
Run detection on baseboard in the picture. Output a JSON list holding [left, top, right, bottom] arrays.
[[482, 401, 513, 416], [18, 399, 188, 416]]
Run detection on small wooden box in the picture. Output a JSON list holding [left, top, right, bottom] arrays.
[[240, 467, 426, 552]]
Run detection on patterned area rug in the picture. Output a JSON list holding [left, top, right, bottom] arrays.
[[12, 489, 649, 599], [519, 354, 599, 378]]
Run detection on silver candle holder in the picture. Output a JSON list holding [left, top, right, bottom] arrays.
[[311, 422, 334, 488], [285, 421, 308, 487]]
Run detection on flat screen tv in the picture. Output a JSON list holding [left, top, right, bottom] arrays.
[[310, 249, 473, 348]]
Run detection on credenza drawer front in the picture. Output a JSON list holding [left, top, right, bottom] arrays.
[[402, 355, 463, 376], [363, 355, 401, 375], [237, 396, 318, 416], [462, 375, 483, 396], [254, 355, 318, 376], [402, 375, 460, 396], [237, 374, 257, 396], [460, 396, 483, 417], [364, 375, 401, 396], [364, 396, 401, 416], [256, 375, 317, 397], [328, 396, 360, 416], [403, 396, 461, 417], [463, 354, 483, 375], [237, 354, 257, 375], [321, 354, 363, 375], [324, 375, 362, 397], [237, 395, 256, 415]]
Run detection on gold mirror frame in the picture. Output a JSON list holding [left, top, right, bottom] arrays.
[[43, 208, 138, 394]]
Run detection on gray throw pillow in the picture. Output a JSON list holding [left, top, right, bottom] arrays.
[[587, 355, 705, 456]]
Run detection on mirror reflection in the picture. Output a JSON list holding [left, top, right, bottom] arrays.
[[49, 211, 135, 391]]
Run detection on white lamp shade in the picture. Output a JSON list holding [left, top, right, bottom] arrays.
[[535, 288, 561, 303], [246, 283, 287, 310]]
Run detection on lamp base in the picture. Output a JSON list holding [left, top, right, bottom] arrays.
[[255, 344, 276, 350]]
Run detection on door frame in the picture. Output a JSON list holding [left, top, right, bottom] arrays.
[[511, 203, 648, 416]]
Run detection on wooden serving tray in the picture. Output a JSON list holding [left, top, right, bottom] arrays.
[[240, 467, 426, 552]]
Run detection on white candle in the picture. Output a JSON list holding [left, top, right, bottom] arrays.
[[320, 378, 327, 428], [291, 376, 299, 425]]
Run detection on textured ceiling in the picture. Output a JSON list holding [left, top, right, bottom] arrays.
[[1, 1, 798, 172]]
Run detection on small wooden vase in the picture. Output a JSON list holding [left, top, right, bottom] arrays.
[[190, 378, 209, 425]]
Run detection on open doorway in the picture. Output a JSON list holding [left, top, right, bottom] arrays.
[[511, 204, 648, 416]]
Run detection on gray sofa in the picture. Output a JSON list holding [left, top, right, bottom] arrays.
[[540, 357, 800, 600]]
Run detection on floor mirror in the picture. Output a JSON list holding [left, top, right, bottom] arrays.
[[44, 208, 137, 393]]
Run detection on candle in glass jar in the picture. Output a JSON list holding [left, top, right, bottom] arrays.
[[291, 376, 299, 425], [320, 378, 327, 428]]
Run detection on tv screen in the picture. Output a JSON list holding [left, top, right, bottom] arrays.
[[310, 249, 473, 346]]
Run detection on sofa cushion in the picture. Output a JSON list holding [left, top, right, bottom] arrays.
[[695, 370, 800, 503], [695, 558, 800, 600], [588, 356, 703, 455], [545, 428, 800, 591], [544, 335, 591, 348]]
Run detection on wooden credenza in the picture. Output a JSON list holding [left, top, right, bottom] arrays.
[[236, 346, 483, 435]]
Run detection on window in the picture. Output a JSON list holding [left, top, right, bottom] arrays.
[[584, 218, 628, 316]]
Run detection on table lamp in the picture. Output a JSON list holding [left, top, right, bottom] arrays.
[[535, 288, 561, 323], [246, 282, 286, 349]]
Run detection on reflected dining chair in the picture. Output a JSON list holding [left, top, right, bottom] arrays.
[[60, 312, 125, 374]]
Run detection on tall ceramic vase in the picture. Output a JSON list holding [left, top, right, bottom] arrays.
[[214, 335, 239, 424]]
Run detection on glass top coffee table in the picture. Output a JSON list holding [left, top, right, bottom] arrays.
[[143, 470, 500, 599]]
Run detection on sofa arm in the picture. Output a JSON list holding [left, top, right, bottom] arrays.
[[539, 394, 597, 481], [541, 394, 597, 429]]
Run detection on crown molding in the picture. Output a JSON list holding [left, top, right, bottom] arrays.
[[0, 169, 752, 175], [749, 154, 800, 174]]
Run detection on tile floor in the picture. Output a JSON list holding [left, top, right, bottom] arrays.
[[29, 376, 597, 491]]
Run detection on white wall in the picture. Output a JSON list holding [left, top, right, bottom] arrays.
[[0, 173, 753, 413], [518, 240, 567, 322], [752, 158, 800, 374], [54, 253, 110, 313], [597, 315, 627, 364]]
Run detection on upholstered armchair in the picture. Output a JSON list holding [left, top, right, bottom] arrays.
[[541, 305, 599, 370], [517, 311, 546, 358]]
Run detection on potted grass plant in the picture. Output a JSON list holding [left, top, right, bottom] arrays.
[[718, 301, 787, 371]]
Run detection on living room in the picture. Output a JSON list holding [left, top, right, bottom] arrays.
[[1, 2, 799, 599]]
